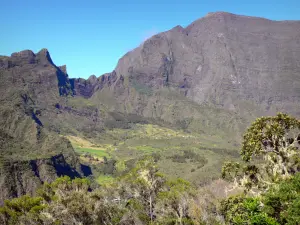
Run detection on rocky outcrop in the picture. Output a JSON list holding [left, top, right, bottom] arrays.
[[70, 71, 118, 98], [0, 153, 86, 205]]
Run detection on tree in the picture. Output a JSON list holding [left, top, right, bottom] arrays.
[[221, 172, 300, 225], [157, 178, 195, 225], [0, 158, 200, 225], [120, 156, 166, 223], [0, 195, 45, 225], [222, 113, 300, 193], [263, 173, 300, 224], [220, 195, 278, 225]]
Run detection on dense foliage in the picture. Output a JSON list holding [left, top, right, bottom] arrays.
[[222, 113, 300, 193], [221, 113, 300, 225], [0, 157, 201, 225], [221, 173, 300, 225]]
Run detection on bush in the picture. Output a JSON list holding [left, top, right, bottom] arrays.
[[263, 173, 300, 224], [168, 150, 207, 165], [220, 195, 278, 225]]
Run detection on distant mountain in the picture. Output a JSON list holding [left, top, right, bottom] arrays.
[[113, 12, 300, 113], [1, 12, 300, 202], [70, 11, 300, 129]]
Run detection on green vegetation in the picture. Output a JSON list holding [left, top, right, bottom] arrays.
[[96, 174, 115, 185], [0, 195, 46, 225], [74, 147, 109, 158], [221, 174, 300, 225], [2, 113, 299, 224], [68, 123, 239, 184], [67, 135, 110, 160], [55, 85, 252, 187], [0, 157, 199, 225], [67, 96, 97, 109], [222, 113, 300, 193], [220, 113, 300, 225], [131, 80, 153, 96], [220, 195, 279, 225]]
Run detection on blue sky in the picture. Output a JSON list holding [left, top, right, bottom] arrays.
[[1, 0, 299, 78]]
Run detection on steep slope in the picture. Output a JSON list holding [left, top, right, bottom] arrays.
[[110, 12, 300, 115], [0, 50, 89, 204]]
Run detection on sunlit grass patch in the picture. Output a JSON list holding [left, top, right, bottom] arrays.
[[96, 175, 115, 185], [74, 147, 109, 158], [129, 145, 159, 153]]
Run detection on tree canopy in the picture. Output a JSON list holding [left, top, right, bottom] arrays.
[[222, 113, 300, 193]]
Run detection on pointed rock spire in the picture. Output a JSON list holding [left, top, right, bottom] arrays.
[[36, 48, 54, 66]]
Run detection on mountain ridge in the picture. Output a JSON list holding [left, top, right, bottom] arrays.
[[2, 11, 300, 131]]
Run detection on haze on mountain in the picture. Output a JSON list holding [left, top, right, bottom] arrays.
[[0, 9, 300, 211]]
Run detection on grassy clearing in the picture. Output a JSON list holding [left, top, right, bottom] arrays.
[[67, 96, 97, 109], [75, 147, 109, 158], [66, 135, 110, 158], [96, 175, 115, 185], [99, 124, 239, 183], [66, 123, 239, 184]]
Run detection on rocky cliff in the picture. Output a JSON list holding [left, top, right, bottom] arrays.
[[0, 49, 90, 204], [112, 12, 300, 114]]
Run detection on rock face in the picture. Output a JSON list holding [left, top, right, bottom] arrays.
[[0, 126, 84, 204], [70, 71, 118, 98], [0, 153, 81, 205], [113, 12, 300, 114]]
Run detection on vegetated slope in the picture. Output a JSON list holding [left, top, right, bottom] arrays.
[[0, 50, 89, 204], [1, 12, 300, 200]]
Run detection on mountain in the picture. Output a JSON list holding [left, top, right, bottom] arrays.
[[69, 11, 300, 136], [0, 49, 90, 204], [113, 12, 300, 113], [0, 12, 300, 202]]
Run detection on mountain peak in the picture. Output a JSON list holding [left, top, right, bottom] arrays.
[[36, 48, 50, 57], [36, 48, 54, 65], [205, 11, 231, 16], [204, 11, 274, 22], [88, 74, 97, 82]]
